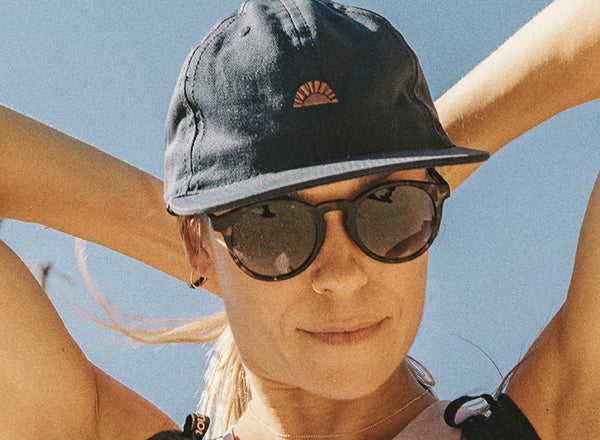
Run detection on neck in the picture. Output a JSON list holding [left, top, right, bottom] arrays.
[[234, 362, 436, 440]]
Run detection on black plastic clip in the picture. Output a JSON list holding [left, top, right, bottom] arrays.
[[183, 414, 211, 440]]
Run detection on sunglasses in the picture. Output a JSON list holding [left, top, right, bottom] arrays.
[[200, 169, 450, 281]]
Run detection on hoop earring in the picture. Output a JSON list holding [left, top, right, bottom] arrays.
[[188, 270, 207, 289], [406, 355, 436, 389], [311, 283, 328, 295]]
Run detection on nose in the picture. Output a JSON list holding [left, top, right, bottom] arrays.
[[309, 211, 368, 295]]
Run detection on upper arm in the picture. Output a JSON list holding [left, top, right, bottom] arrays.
[[0, 238, 99, 437], [434, 4, 600, 431], [506, 173, 600, 439], [562, 173, 600, 366], [0, 105, 191, 286], [94, 367, 180, 439], [0, 238, 178, 439]]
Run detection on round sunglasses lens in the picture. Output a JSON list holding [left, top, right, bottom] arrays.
[[230, 202, 317, 278], [356, 185, 435, 260]]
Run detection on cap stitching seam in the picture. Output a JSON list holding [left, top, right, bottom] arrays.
[[190, 14, 239, 108], [277, 0, 314, 73], [186, 15, 238, 191], [340, 3, 387, 22], [406, 47, 444, 146], [181, 45, 204, 195], [379, 20, 444, 149]]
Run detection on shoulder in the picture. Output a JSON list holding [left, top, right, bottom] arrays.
[[507, 173, 600, 439], [94, 367, 179, 440], [393, 400, 465, 440]]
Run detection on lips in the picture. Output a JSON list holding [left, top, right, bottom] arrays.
[[300, 319, 386, 346]]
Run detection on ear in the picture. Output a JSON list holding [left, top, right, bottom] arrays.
[[182, 223, 221, 296]]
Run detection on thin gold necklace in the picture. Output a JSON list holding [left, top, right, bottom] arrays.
[[246, 390, 429, 439]]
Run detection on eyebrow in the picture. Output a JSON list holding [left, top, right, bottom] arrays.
[[288, 174, 390, 204]]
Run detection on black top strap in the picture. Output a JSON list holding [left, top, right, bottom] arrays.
[[147, 414, 210, 440], [444, 394, 540, 440], [183, 414, 211, 440], [147, 430, 190, 440]]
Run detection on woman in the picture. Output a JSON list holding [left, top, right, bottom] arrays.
[[0, 1, 598, 439]]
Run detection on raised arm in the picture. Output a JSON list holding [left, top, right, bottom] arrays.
[[0, 105, 192, 438], [433, 0, 600, 438], [435, 0, 600, 190], [0, 104, 189, 282]]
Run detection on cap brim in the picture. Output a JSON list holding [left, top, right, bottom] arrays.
[[167, 145, 488, 215]]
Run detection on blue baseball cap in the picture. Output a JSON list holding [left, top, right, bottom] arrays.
[[164, 0, 488, 215]]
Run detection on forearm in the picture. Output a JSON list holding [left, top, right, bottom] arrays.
[[0, 105, 188, 282], [436, 0, 600, 189]]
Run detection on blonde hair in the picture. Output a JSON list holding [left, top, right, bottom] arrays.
[[74, 215, 437, 438]]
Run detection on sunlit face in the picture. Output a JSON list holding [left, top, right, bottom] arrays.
[[204, 169, 429, 400]]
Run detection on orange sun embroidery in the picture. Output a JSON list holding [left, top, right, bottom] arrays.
[[293, 80, 339, 108]]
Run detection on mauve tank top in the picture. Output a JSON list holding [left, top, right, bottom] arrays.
[[219, 401, 469, 440]]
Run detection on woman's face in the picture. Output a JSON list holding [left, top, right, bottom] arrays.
[[205, 169, 429, 400]]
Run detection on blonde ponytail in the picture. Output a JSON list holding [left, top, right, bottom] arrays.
[[74, 238, 228, 344], [75, 237, 245, 437], [198, 326, 251, 437]]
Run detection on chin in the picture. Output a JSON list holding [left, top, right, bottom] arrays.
[[289, 339, 410, 401]]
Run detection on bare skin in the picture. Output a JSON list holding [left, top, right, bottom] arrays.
[[435, 0, 600, 437], [0, 0, 599, 438], [437, 0, 600, 190]]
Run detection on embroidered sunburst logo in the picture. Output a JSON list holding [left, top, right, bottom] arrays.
[[293, 80, 339, 108]]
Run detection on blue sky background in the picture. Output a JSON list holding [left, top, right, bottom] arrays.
[[1, 0, 599, 425]]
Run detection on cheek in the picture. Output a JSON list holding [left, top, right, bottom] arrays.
[[222, 287, 304, 385], [359, 253, 428, 366], [386, 254, 428, 338], [210, 241, 300, 381]]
